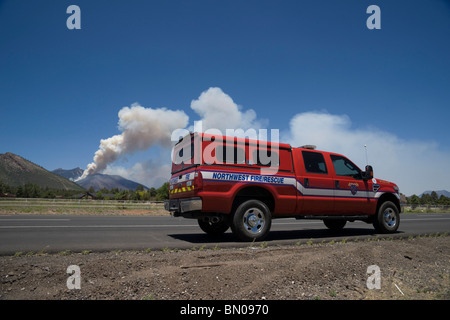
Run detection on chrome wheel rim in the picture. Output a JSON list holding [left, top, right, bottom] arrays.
[[383, 208, 397, 228], [243, 208, 265, 234]]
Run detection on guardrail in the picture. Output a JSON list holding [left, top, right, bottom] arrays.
[[0, 198, 164, 210]]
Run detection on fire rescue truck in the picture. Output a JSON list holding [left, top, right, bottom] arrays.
[[164, 132, 401, 241]]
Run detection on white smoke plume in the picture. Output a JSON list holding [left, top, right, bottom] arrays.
[[78, 103, 189, 181], [190, 87, 267, 132], [79, 87, 264, 183]]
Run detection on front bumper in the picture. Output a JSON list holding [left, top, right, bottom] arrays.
[[164, 197, 202, 213]]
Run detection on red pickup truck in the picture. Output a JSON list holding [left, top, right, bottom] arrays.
[[164, 132, 401, 241]]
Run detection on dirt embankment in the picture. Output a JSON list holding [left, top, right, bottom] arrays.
[[1, 236, 449, 300]]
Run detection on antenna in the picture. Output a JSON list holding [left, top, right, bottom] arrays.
[[364, 144, 369, 165]]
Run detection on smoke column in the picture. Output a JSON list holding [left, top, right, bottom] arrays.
[[79, 87, 264, 181], [78, 103, 188, 180]]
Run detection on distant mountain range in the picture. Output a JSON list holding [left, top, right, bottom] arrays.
[[74, 173, 149, 192], [0, 153, 149, 193], [52, 167, 84, 181], [420, 190, 450, 198], [52, 168, 148, 192], [0, 152, 84, 191]]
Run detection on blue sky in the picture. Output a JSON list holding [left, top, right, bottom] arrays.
[[0, 0, 449, 195]]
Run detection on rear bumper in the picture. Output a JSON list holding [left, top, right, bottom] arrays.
[[164, 197, 202, 213]]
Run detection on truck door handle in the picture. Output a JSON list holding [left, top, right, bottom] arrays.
[[304, 178, 309, 187], [335, 180, 340, 189]]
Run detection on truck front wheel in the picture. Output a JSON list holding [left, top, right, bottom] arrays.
[[373, 201, 400, 233], [231, 199, 272, 241]]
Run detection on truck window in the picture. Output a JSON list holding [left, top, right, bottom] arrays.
[[252, 148, 280, 167], [171, 136, 197, 174], [215, 145, 246, 164], [302, 151, 328, 174], [330, 154, 362, 179], [176, 143, 194, 164]]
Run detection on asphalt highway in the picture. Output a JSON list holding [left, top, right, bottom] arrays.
[[0, 213, 449, 255]]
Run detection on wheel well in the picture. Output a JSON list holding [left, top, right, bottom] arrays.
[[232, 186, 275, 213], [376, 193, 401, 214]]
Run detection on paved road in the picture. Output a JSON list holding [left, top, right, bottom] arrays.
[[0, 213, 449, 255]]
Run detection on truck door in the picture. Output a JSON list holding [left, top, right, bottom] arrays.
[[329, 154, 370, 214], [295, 149, 335, 215]]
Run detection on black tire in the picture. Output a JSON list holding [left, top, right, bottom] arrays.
[[231, 199, 272, 241], [198, 219, 229, 236], [323, 219, 346, 231], [373, 201, 400, 233]]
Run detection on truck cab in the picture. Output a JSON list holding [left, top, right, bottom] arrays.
[[164, 132, 401, 241]]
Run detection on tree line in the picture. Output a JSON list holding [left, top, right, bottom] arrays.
[[88, 183, 169, 201], [0, 180, 170, 201], [2, 179, 448, 205], [406, 192, 450, 206], [0, 181, 78, 199]]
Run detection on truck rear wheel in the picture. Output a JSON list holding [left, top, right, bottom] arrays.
[[373, 201, 400, 233], [231, 199, 272, 241]]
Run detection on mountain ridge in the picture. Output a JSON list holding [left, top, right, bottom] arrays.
[[420, 190, 450, 198], [75, 173, 149, 191], [0, 152, 84, 191], [52, 167, 84, 181]]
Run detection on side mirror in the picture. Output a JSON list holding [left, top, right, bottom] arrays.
[[363, 165, 374, 180]]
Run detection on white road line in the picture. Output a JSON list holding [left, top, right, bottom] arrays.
[[402, 218, 450, 221], [0, 219, 71, 221], [273, 221, 322, 225], [0, 220, 320, 228]]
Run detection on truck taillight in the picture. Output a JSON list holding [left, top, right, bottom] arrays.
[[194, 171, 203, 190]]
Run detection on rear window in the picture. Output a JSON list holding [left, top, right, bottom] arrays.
[[175, 142, 194, 164], [171, 134, 293, 173], [252, 148, 280, 167], [171, 137, 197, 174], [215, 145, 246, 164], [302, 151, 328, 174]]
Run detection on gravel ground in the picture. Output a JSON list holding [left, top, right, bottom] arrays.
[[1, 236, 449, 300]]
